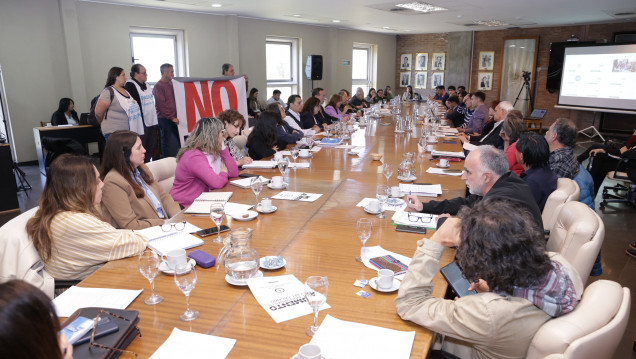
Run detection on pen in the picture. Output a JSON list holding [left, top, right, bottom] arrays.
[[408, 191, 413, 204]]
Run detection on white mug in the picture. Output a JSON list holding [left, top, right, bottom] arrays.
[[161, 248, 187, 270], [300, 149, 310, 157], [377, 268, 395, 289], [272, 176, 284, 187], [368, 199, 381, 212], [439, 159, 449, 167], [390, 186, 401, 197], [261, 197, 273, 211], [426, 144, 435, 152], [298, 343, 322, 359]]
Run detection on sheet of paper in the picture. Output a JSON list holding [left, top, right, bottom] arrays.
[[462, 142, 478, 152], [246, 275, 330, 323], [223, 202, 254, 217], [184, 192, 233, 214], [391, 209, 439, 230], [426, 167, 464, 176], [278, 150, 292, 156], [399, 183, 442, 196], [150, 328, 236, 359], [136, 222, 202, 240], [439, 127, 459, 133], [229, 176, 270, 189], [53, 287, 143, 317], [431, 150, 465, 158], [310, 146, 322, 152], [360, 245, 411, 280], [334, 144, 357, 149], [241, 161, 277, 169], [311, 315, 415, 359], [289, 162, 310, 169], [356, 197, 406, 212], [271, 191, 322, 202]]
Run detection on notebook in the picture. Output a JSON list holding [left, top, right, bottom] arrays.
[[184, 192, 233, 214], [230, 176, 270, 189], [136, 222, 203, 256]]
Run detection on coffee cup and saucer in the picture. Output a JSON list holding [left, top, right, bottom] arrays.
[[437, 158, 450, 168], [369, 269, 400, 292], [159, 249, 196, 275], [267, 176, 288, 190], [256, 197, 277, 214], [363, 199, 382, 214]]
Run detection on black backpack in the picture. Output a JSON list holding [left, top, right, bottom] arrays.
[[88, 87, 114, 127]]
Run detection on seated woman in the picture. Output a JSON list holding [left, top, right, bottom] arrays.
[[586, 129, 636, 194], [0, 280, 73, 359], [171, 117, 239, 207], [266, 102, 302, 148], [375, 89, 386, 103], [218, 109, 253, 166], [325, 94, 344, 120], [50, 98, 79, 126], [247, 88, 262, 117], [402, 85, 414, 101], [516, 132, 558, 212], [364, 88, 377, 103], [247, 111, 280, 160], [499, 114, 527, 176], [26, 154, 147, 280], [384, 86, 394, 100], [300, 97, 326, 131], [101, 131, 181, 229]]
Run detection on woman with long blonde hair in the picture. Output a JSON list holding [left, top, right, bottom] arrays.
[[170, 117, 239, 207]]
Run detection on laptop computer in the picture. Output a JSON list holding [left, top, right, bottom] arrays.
[[526, 109, 546, 120]]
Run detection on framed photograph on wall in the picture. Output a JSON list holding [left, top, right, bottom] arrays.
[[415, 72, 427, 89], [431, 72, 444, 88], [400, 54, 412, 70], [477, 72, 493, 90], [400, 72, 411, 87], [479, 51, 495, 70], [431, 53, 445, 70], [415, 53, 428, 70]]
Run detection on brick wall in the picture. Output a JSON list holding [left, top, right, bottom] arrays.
[[395, 33, 448, 98], [397, 22, 636, 130]]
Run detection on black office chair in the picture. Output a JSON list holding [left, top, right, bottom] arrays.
[[600, 157, 636, 208], [41, 137, 88, 168]]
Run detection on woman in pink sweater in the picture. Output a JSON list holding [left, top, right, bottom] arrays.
[[170, 117, 239, 207]]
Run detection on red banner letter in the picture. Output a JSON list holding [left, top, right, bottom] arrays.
[[184, 81, 214, 132]]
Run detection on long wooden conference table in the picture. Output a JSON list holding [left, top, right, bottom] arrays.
[[77, 109, 466, 358]]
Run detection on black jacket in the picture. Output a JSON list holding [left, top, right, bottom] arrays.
[[51, 110, 79, 126]]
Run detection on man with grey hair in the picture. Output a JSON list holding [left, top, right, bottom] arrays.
[[405, 145, 542, 227], [459, 101, 514, 149], [545, 118, 579, 179]]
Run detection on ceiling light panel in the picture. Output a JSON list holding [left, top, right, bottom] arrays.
[[395, 2, 447, 13]]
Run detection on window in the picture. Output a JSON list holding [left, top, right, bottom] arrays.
[[129, 27, 186, 85], [266, 37, 299, 104], [352, 43, 375, 96]]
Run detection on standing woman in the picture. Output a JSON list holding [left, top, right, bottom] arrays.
[[94, 67, 143, 139], [100, 130, 181, 229], [26, 154, 147, 280], [247, 88, 262, 117], [247, 111, 281, 160], [218, 109, 253, 166], [51, 98, 79, 126], [170, 117, 239, 208]]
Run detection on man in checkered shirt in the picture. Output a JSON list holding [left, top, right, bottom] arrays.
[[545, 118, 580, 179]]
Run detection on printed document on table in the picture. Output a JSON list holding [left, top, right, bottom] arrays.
[[462, 142, 478, 152], [241, 161, 277, 169], [431, 150, 465, 158], [136, 222, 203, 256], [311, 315, 415, 359], [230, 176, 270, 189], [360, 245, 411, 280], [246, 275, 330, 323], [356, 197, 406, 212], [53, 287, 142, 317], [271, 191, 322, 202], [150, 328, 236, 359], [289, 162, 310, 169], [399, 183, 442, 197], [426, 167, 464, 176]]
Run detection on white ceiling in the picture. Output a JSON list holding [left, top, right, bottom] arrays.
[[87, 0, 636, 34]]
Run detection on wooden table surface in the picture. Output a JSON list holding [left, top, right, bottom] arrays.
[[78, 109, 465, 358]]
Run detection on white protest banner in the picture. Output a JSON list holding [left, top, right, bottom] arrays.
[[172, 76, 248, 145]]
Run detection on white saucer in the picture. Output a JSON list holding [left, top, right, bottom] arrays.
[[267, 182, 288, 190], [363, 205, 382, 215], [230, 210, 258, 221], [259, 256, 286, 270], [387, 198, 405, 206], [256, 204, 277, 214], [298, 154, 313, 158], [369, 277, 401, 292], [436, 163, 450, 168], [394, 130, 405, 133], [397, 175, 416, 182], [159, 259, 196, 275], [225, 270, 263, 286]]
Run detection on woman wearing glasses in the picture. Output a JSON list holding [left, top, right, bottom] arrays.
[[100, 131, 181, 230], [26, 154, 147, 280], [170, 117, 239, 207]]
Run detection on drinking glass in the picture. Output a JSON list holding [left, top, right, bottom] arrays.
[[355, 218, 373, 262], [376, 185, 389, 219], [418, 136, 427, 155], [290, 147, 300, 171], [210, 202, 225, 243], [278, 157, 290, 177], [250, 176, 262, 206], [305, 276, 329, 337], [174, 262, 199, 321], [138, 249, 163, 305], [383, 163, 394, 186]]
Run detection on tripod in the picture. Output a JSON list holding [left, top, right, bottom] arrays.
[[513, 76, 532, 111]]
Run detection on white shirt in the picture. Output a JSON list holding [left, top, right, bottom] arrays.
[[266, 97, 286, 107], [284, 110, 315, 136]]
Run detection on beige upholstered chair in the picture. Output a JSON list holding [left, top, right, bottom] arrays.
[[145, 157, 177, 193], [547, 201, 604, 284], [233, 134, 248, 149], [542, 178, 580, 231], [0, 207, 55, 298], [526, 280, 630, 359]]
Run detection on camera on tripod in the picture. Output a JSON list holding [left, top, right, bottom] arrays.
[[522, 71, 531, 82]]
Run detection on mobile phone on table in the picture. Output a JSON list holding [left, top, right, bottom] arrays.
[[193, 225, 230, 237], [395, 225, 427, 234], [238, 173, 259, 178], [440, 261, 477, 298]]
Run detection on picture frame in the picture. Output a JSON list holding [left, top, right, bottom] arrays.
[[400, 72, 411, 87], [415, 53, 428, 70], [431, 53, 445, 71], [431, 72, 444, 88], [478, 51, 495, 70], [477, 72, 493, 90], [400, 54, 412, 70], [415, 72, 427, 89]]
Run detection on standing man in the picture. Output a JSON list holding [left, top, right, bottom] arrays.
[[152, 63, 181, 158], [125, 64, 159, 162]]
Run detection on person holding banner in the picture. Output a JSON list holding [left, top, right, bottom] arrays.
[[170, 117, 239, 207], [153, 63, 181, 158], [95, 67, 143, 139]]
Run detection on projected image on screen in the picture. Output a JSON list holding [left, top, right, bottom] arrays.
[[558, 44, 636, 113]]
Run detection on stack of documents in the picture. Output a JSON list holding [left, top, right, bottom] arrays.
[[319, 138, 343, 146], [241, 161, 277, 169], [426, 167, 464, 176], [229, 176, 270, 189], [271, 191, 322, 202], [392, 209, 439, 230], [431, 150, 465, 158], [185, 192, 233, 214], [136, 222, 203, 255], [398, 183, 442, 197]]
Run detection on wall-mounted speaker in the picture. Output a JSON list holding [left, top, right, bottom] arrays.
[[305, 55, 323, 80]]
